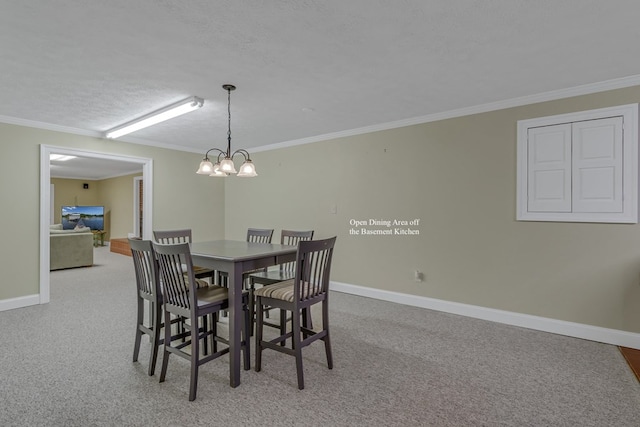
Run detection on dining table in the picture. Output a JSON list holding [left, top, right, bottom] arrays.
[[190, 239, 297, 387]]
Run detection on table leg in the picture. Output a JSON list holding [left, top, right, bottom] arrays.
[[228, 262, 243, 387]]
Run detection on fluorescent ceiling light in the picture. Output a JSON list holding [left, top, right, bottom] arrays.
[[50, 154, 77, 161], [105, 96, 204, 139]]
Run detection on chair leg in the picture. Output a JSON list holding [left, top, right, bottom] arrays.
[[304, 307, 314, 330], [248, 286, 255, 337], [212, 313, 218, 353], [243, 299, 251, 370], [279, 308, 287, 347], [292, 309, 305, 390], [159, 310, 172, 383], [189, 321, 200, 401], [133, 298, 143, 363], [255, 297, 263, 372], [148, 301, 162, 376], [202, 315, 209, 356], [179, 316, 186, 342], [219, 272, 229, 317], [323, 301, 333, 369]]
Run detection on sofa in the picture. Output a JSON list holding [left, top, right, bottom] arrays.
[[50, 224, 94, 270]]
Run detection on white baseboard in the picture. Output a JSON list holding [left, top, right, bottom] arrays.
[[330, 281, 640, 350], [0, 294, 41, 312]]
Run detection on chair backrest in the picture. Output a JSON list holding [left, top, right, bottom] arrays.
[[153, 229, 193, 244], [293, 237, 336, 304], [129, 239, 160, 302], [280, 230, 314, 273], [153, 242, 196, 314], [247, 228, 274, 243], [281, 229, 314, 245]]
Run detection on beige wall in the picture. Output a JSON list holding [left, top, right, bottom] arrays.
[[51, 174, 141, 241], [51, 178, 101, 225], [98, 173, 142, 241], [225, 85, 640, 333], [0, 123, 225, 301]]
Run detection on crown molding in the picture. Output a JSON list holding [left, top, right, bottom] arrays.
[[0, 115, 102, 137], [253, 74, 640, 153]]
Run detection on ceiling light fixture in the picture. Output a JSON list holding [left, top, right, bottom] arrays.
[[196, 84, 257, 178], [105, 96, 204, 139]]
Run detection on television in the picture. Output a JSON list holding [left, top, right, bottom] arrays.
[[61, 205, 104, 231]]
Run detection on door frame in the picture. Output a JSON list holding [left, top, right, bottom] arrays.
[[133, 176, 143, 238], [40, 145, 153, 304]]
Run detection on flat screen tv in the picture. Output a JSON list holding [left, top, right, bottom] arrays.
[[61, 205, 104, 231]]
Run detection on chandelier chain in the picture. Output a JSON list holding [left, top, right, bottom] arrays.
[[227, 86, 232, 155], [227, 87, 231, 141]]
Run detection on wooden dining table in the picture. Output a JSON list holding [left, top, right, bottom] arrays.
[[190, 239, 297, 387]]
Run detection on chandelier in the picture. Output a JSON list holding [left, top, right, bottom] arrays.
[[196, 84, 257, 177]]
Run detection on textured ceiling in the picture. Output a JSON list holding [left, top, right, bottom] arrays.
[[4, 0, 640, 178]]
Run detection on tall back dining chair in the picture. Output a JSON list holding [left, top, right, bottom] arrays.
[[153, 241, 251, 401], [254, 236, 337, 390], [246, 227, 274, 243], [217, 227, 274, 324], [129, 239, 192, 375], [249, 230, 314, 334], [217, 227, 274, 287], [153, 229, 215, 282], [129, 238, 164, 376], [250, 230, 314, 285]]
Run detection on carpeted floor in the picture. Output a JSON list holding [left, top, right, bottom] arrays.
[[1, 246, 639, 426]]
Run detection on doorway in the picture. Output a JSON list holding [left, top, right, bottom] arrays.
[[39, 145, 153, 304]]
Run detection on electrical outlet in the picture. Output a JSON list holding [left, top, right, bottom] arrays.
[[414, 270, 424, 282]]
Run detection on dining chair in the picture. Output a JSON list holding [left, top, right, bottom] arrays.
[[129, 238, 185, 376], [249, 230, 314, 336], [153, 229, 215, 282], [153, 241, 251, 401], [217, 227, 274, 285], [217, 228, 274, 323], [254, 236, 337, 390]]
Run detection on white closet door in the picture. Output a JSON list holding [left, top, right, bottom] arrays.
[[572, 117, 623, 213], [527, 124, 572, 212]]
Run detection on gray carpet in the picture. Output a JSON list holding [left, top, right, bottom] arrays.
[[0, 246, 638, 426]]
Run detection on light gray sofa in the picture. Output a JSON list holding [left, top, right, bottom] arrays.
[[50, 224, 94, 270]]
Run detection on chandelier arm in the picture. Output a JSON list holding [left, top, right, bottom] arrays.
[[231, 149, 250, 160], [204, 148, 226, 159]]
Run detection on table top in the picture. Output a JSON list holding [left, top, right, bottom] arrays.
[[190, 239, 296, 262]]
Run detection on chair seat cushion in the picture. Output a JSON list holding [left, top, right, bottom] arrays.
[[254, 279, 295, 301], [179, 277, 210, 289], [196, 284, 229, 305], [254, 279, 318, 302]]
